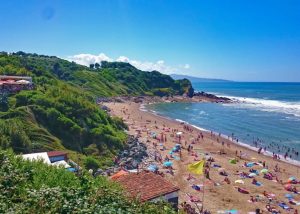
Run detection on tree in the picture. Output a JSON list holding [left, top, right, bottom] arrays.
[[94, 63, 100, 69], [89, 64, 95, 69], [0, 93, 8, 111], [53, 63, 63, 78]]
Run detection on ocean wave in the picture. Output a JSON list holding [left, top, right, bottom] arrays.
[[213, 94, 300, 117]]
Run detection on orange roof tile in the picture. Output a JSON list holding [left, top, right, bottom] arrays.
[[114, 171, 179, 202], [110, 170, 128, 180], [47, 151, 68, 157]]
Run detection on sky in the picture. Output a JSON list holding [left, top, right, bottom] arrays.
[[0, 0, 300, 81]]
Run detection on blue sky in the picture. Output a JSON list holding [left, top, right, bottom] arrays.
[[0, 0, 299, 81]]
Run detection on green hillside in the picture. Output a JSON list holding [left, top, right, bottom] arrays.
[[0, 51, 193, 167]]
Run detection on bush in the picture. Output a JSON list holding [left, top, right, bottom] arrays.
[[84, 156, 100, 170], [0, 150, 176, 214]]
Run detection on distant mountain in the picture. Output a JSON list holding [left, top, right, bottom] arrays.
[[171, 74, 232, 83]]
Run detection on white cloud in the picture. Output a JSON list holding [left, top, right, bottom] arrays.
[[66, 53, 190, 74], [183, 64, 190, 69], [67, 53, 112, 66]]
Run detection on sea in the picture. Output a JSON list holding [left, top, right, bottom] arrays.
[[146, 82, 300, 163]]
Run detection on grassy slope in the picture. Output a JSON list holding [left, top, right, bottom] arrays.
[[0, 52, 193, 168]]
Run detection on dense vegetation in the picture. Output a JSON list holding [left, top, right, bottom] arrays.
[[0, 150, 175, 213], [0, 51, 193, 167]]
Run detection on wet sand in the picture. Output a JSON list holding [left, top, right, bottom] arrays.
[[106, 101, 300, 213]]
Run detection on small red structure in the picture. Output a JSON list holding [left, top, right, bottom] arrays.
[[114, 171, 180, 209], [47, 151, 68, 163]]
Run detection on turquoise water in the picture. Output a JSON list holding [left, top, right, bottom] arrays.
[[147, 82, 300, 161]]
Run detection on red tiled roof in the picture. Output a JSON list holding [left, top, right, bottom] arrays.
[[114, 171, 179, 202], [47, 151, 68, 157]]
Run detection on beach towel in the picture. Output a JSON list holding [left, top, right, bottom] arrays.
[[254, 181, 262, 186], [278, 202, 289, 210], [246, 162, 254, 167], [289, 200, 300, 206], [192, 184, 201, 191], [237, 187, 249, 194]]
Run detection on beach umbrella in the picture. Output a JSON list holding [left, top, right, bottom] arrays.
[[176, 132, 183, 135], [288, 176, 297, 181], [147, 164, 158, 172], [249, 173, 257, 177], [163, 161, 173, 167], [246, 162, 254, 167], [260, 169, 268, 174], [285, 193, 294, 199], [169, 151, 173, 154], [235, 180, 245, 184]]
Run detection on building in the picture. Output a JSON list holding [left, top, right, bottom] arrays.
[[113, 171, 180, 210], [0, 75, 33, 93], [21, 151, 72, 170], [0, 75, 32, 83]]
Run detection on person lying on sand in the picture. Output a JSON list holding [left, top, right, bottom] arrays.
[[187, 173, 196, 181], [223, 177, 231, 184], [266, 204, 281, 213]]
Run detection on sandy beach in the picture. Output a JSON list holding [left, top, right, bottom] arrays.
[[105, 101, 300, 213]]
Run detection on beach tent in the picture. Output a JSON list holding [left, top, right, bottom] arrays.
[[246, 162, 255, 167], [249, 173, 257, 177], [163, 161, 173, 167], [235, 180, 245, 184], [110, 170, 128, 180], [260, 169, 268, 174], [229, 159, 237, 164]]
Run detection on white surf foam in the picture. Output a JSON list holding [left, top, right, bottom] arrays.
[[208, 92, 300, 117]]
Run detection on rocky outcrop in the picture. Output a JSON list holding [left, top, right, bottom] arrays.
[[116, 135, 148, 169], [193, 91, 231, 103], [94, 136, 148, 177]]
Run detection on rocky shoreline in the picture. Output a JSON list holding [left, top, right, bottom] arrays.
[[97, 91, 232, 106], [94, 135, 150, 176]]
